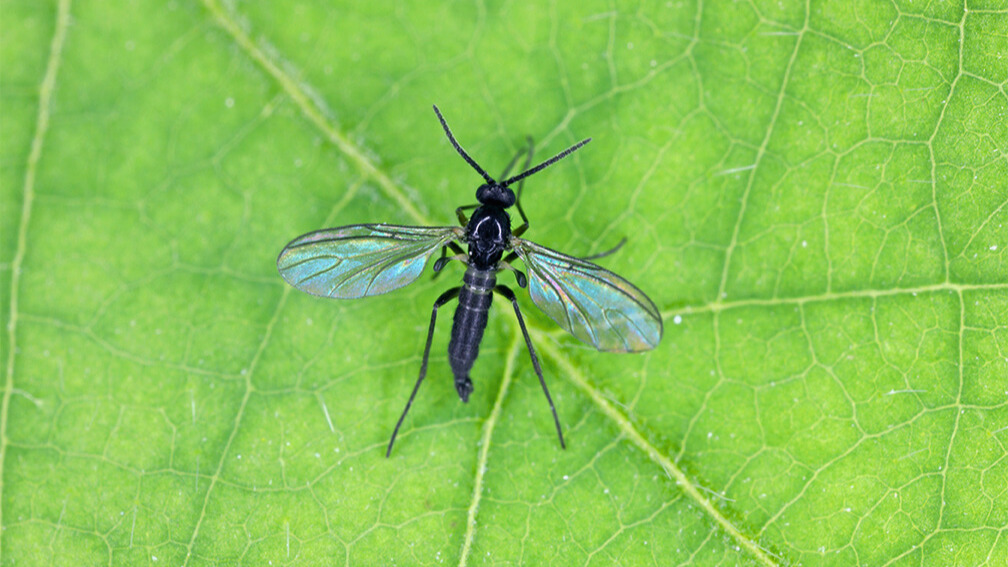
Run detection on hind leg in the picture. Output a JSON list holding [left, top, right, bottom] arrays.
[[386, 286, 461, 457], [494, 285, 565, 449]]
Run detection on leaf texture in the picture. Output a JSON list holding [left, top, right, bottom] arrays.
[[1, 1, 1006, 565]]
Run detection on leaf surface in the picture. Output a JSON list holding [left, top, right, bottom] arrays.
[[2, 1, 1006, 565]]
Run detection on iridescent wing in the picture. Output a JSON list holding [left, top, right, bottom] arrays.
[[278, 224, 463, 299], [510, 238, 662, 352]]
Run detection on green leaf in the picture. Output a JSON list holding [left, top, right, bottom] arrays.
[[2, 0, 1006, 565]]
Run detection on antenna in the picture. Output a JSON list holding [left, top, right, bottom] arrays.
[[432, 105, 494, 184], [502, 137, 591, 187]]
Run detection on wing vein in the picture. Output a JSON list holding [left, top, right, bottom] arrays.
[[512, 238, 662, 352], [278, 225, 460, 299]]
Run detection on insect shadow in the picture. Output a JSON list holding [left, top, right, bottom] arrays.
[[277, 106, 663, 457]]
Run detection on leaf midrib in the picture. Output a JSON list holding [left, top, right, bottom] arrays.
[[0, 1, 73, 562]]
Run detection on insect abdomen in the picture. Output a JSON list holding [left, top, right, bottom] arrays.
[[448, 267, 496, 402]]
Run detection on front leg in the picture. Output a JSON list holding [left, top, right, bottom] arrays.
[[455, 204, 479, 226], [511, 138, 535, 238]]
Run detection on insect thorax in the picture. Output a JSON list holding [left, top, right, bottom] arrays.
[[466, 205, 511, 270]]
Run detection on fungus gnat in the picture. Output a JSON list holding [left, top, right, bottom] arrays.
[[277, 106, 663, 456]]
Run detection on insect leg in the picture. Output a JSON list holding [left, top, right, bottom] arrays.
[[498, 139, 532, 180], [511, 137, 535, 238], [579, 237, 627, 261], [432, 242, 467, 279], [387, 286, 462, 457], [502, 137, 591, 189], [496, 258, 527, 288], [456, 204, 479, 226], [493, 284, 566, 449], [433, 254, 468, 275]]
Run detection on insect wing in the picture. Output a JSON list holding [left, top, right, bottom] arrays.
[[278, 224, 462, 299], [512, 238, 662, 352]]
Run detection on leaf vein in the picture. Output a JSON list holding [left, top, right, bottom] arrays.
[[716, 2, 810, 302], [0, 0, 73, 550], [536, 337, 781, 566], [200, 0, 431, 226]]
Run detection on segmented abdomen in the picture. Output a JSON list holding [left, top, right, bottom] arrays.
[[448, 267, 496, 382]]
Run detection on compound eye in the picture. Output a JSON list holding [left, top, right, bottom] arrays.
[[499, 188, 516, 207], [476, 183, 515, 207]]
